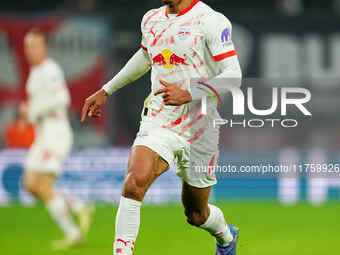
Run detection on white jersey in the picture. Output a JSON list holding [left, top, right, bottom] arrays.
[[25, 58, 72, 174], [26, 58, 71, 126], [141, 0, 238, 138]]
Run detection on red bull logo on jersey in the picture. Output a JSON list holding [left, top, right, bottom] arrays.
[[152, 49, 189, 69]]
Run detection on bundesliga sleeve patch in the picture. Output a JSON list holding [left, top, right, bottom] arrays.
[[221, 28, 232, 47]]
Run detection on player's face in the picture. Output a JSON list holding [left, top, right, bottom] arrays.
[[24, 34, 47, 66], [162, 0, 181, 8]]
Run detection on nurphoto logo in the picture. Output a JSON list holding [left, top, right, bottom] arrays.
[[199, 85, 312, 128]]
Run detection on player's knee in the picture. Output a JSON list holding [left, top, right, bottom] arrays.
[[184, 207, 209, 227], [34, 183, 47, 197], [24, 178, 46, 197], [123, 172, 150, 201]]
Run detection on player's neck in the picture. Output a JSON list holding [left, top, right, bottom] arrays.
[[167, 0, 195, 15], [32, 56, 48, 67]]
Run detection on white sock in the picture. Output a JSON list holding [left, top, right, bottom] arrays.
[[65, 197, 87, 213], [199, 204, 233, 247], [114, 196, 142, 255], [46, 195, 81, 239]]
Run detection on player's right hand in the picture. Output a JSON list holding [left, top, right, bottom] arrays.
[[81, 89, 108, 122]]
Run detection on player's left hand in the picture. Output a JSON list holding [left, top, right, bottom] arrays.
[[154, 80, 192, 106]]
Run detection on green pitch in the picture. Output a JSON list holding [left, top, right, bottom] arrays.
[[0, 202, 339, 255]]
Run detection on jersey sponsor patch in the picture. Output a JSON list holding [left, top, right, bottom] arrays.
[[177, 27, 191, 40]]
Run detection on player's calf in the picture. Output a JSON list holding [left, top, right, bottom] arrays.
[[185, 204, 239, 254], [185, 206, 210, 226], [184, 204, 234, 247], [182, 183, 235, 249], [23, 170, 82, 247], [198, 205, 234, 247]]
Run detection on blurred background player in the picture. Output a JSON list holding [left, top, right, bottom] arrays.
[[22, 28, 93, 250]]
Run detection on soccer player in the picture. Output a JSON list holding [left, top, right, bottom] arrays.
[[23, 29, 93, 250], [81, 0, 242, 254]]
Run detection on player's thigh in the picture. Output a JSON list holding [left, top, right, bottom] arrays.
[[181, 180, 211, 211], [23, 169, 37, 191], [25, 136, 71, 177], [123, 145, 169, 195], [23, 170, 56, 194]]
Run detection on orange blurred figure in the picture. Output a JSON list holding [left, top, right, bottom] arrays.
[[4, 102, 35, 148]]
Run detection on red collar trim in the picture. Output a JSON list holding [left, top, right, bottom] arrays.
[[165, 6, 169, 18], [165, 0, 200, 18], [177, 0, 200, 17]]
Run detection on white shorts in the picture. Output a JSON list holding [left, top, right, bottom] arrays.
[[25, 120, 73, 176], [133, 115, 218, 188]]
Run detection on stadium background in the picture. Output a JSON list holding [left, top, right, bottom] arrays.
[[0, 0, 339, 254]]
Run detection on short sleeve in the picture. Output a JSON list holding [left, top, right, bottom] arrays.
[[141, 33, 148, 51], [140, 9, 156, 51], [205, 13, 237, 62]]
